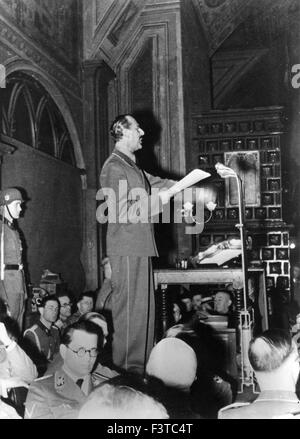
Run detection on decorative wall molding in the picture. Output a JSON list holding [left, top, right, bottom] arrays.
[[0, 16, 81, 101], [0, 0, 80, 72], [212, 48, 269, 107], [4, 59, 85, 174]]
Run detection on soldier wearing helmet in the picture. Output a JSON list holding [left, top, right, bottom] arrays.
[[0, 187, 26, 329]]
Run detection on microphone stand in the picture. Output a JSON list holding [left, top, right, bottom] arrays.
[[215, 163, 255, 392]]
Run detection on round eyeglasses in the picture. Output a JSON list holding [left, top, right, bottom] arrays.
[[67, 346, 98, 358]]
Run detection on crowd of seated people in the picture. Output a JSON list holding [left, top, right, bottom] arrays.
[[0, 281, 300, 420], [175, 287, 236, 327]]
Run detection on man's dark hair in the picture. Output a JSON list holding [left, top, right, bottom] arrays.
[[110, 114, 131, 141], [61, 320, 103, 348], [56, 290, 73, 301], [77, 291, 95, 304], [38, 295, 60, 309], [248, 328, 294, 372]]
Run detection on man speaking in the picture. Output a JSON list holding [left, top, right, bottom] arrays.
[[98, 114, 209, 375]]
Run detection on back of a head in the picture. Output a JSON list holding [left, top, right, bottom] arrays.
[[146, 338, 197, 391], [248, 328, 294, 373], [78, 383, 169, 419]]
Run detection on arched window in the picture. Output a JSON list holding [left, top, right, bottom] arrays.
[[0, 72, 76, 166]]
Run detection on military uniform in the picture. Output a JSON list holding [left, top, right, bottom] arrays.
[[66, 310, 82, 326], [23, 320, 60, 375], [100, 149, 174, 373], [46, 351, 119, 385], [24, 368, 93, 419], [218, 390, 300, 419], [0, 216, 26, 328]]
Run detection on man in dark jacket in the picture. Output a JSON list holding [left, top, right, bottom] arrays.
[[98, 114, 176, 375]]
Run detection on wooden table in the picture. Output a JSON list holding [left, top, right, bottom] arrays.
[[153, 267, 268, 337]]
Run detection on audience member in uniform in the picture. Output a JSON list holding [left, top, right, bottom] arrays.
[[0, 321, 37, 417], [54, 291, 73, 333], [46, 311, 117, 385], [79, 311, 118, 382], [78, 381, 169, 419], [25, 320, 101, 419], [66, 291, 95, 326], [219, 329, 300, 419], [23, 296, 60, 376]]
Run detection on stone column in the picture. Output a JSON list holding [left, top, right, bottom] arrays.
[[81, 60, 115, 290]]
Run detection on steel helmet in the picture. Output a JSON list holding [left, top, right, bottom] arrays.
[[0, 188, 23, 205]]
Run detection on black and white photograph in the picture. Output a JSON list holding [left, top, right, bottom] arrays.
[[0, 0, 300, 423]]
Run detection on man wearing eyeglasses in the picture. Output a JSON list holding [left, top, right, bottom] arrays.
[[24, 320, 101, 419], [54, 291, 73, 333]]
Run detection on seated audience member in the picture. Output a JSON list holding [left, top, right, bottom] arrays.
[[66, 291, 95, 326], [191, 291, 203, 312], [25, 320, 101, 419], [219, 329, 300, 419], [179, 289, 195, 323], [146, 337, 197, 392], [213, 290, 233, 315], [78, 382, 169, 419], [46, 312, 117, 385], [54, 291, 73, 333], [145, 337, 201, 418], [190, 290, 214, 320], [23, 296, 60, 376], [80, 312, 108, 344], [79, 312, 118, 382], [204, 290, 237, 328], [95, 257, 112, 312], [0, 321, 37, 417], [172, 301, 185, 325]]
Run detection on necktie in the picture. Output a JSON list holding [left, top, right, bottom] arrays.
[[76, 378, 84, 389]]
